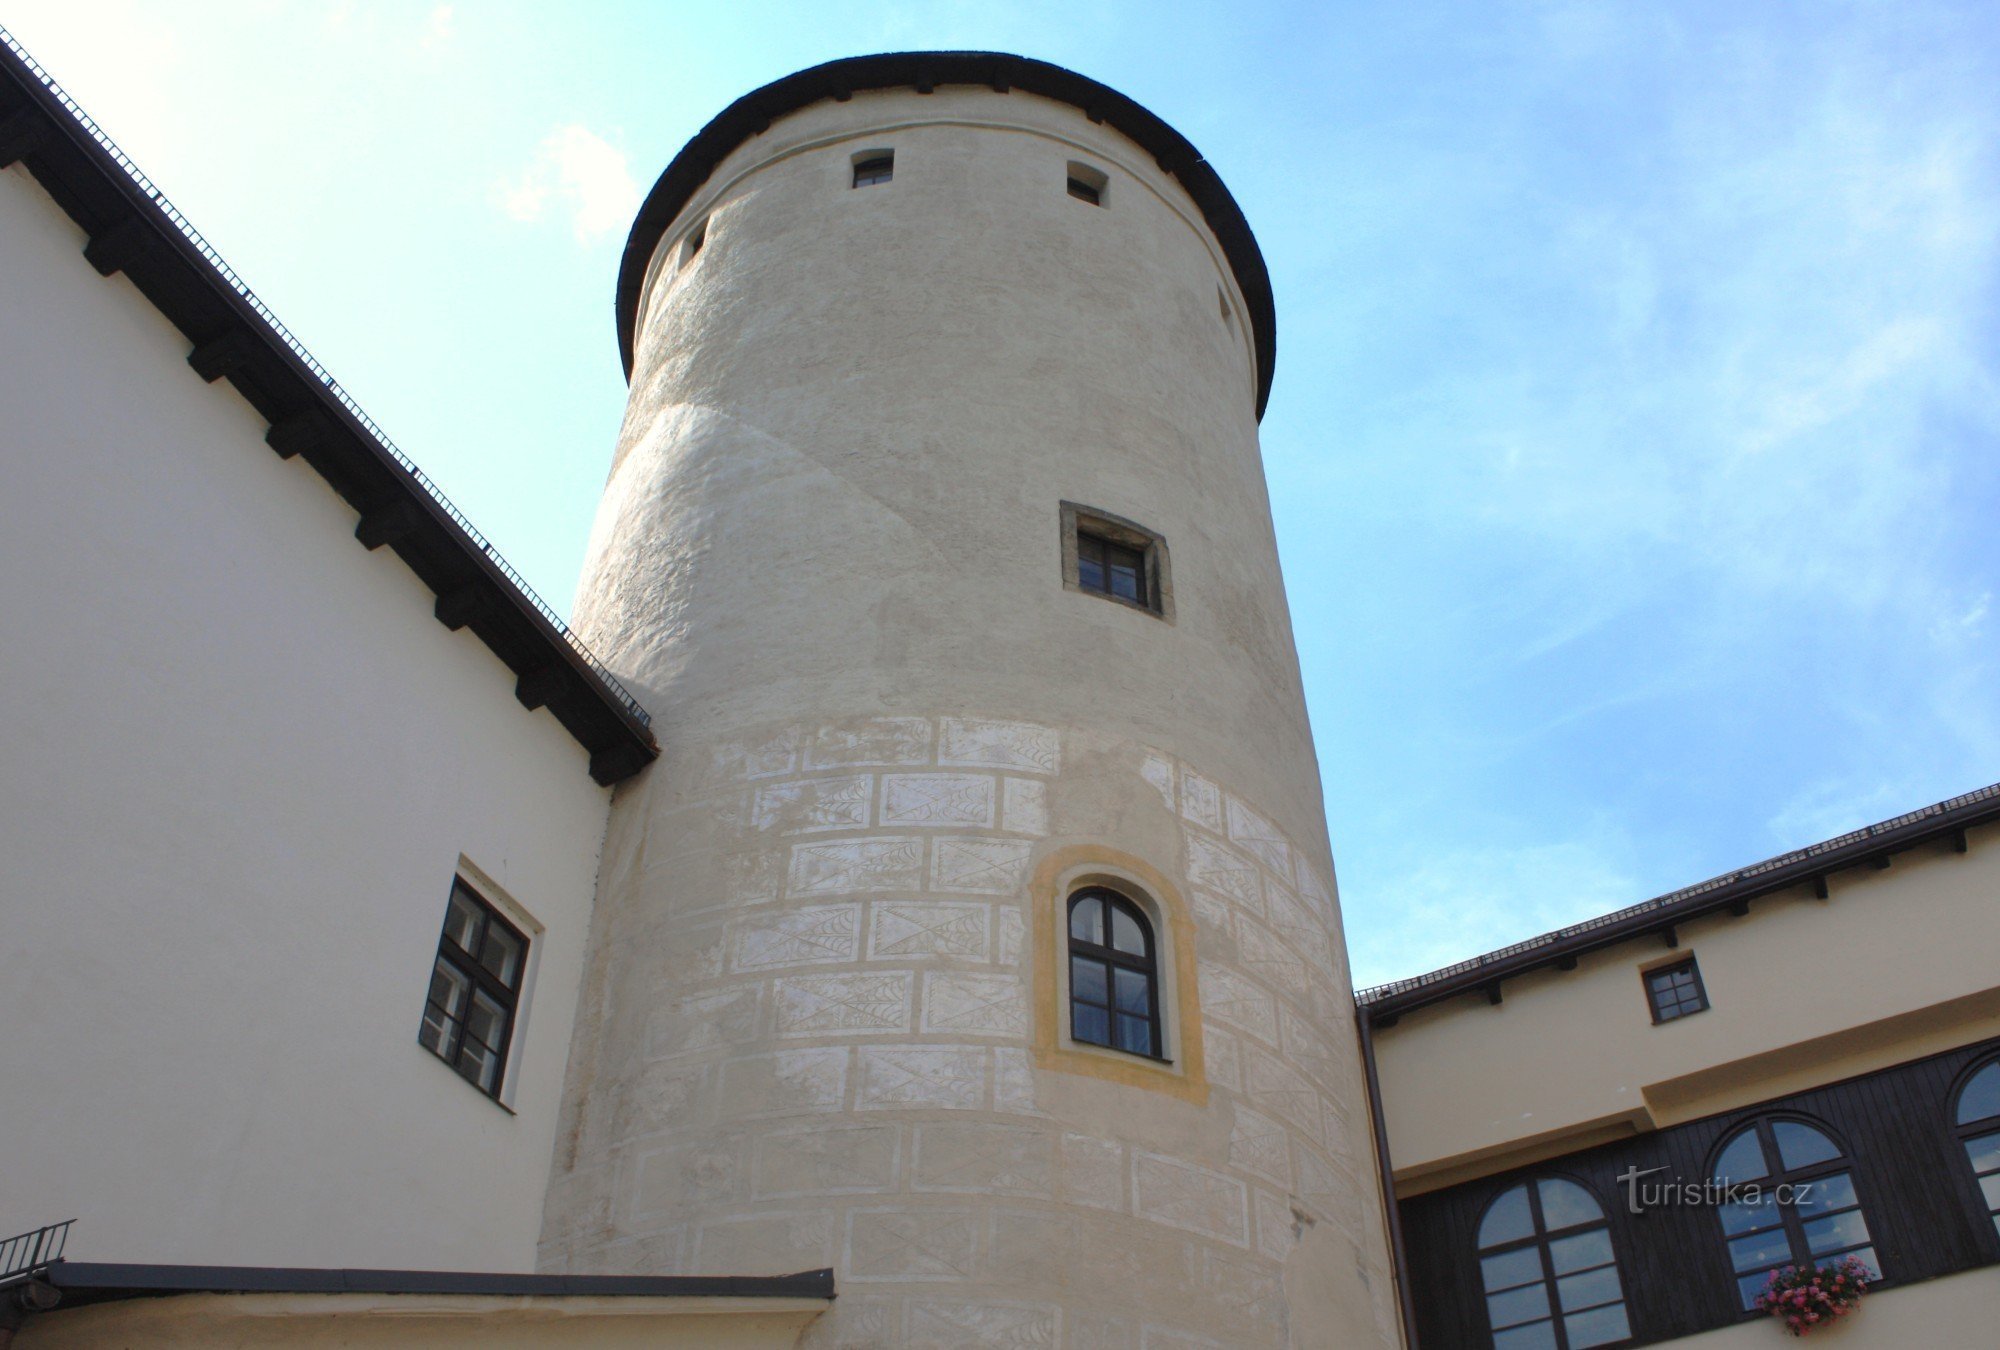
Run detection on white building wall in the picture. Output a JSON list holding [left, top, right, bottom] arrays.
[[0, 160, 611, 1273]]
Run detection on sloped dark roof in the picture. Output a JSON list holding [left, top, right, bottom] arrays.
[[0, 30, 656, 785], [617, 51, 1278, 419], [1358, 781, 2000, 1019]]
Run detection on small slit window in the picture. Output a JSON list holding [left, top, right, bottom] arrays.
[[1644, 956, 1707, 1023], [680, 218, 707, 269], [852, 151, 894, 188], [1060, 502, 1172, 620], [1067, 161, 1108, 206], [1068, 888, 1162, 1059], [1953, 1058, 2000, 1241], [1476, 1178, 1631, 1349]]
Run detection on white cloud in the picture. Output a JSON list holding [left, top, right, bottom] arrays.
[[1348, 836, 1641, 989], [497, 124, 640, 243]]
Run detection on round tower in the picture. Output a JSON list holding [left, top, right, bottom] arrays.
[[543, 53, 1399, 1349]]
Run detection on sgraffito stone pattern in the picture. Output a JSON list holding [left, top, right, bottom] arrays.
[[539, 715, 1395, 1347]]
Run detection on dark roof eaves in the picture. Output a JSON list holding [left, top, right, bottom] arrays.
[[614, 51, 1277, 419], [0, 29, 658, 786], [1357, 781, 2000, 1020], [42, 1261, 834, 1308]]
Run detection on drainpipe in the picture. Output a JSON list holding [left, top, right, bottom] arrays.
[[1358, 1004, 1420, 1350]]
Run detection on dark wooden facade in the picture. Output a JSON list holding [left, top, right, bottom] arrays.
[[1400, 1036, 2000, 1347]]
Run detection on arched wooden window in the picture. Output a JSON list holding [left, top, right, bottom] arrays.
[[1952, 1058, 2000, 1240], [1475, 1177, 1631, 1349], [1068, 888, 1161, 1058], [1711, 1117, 1879, 1309]]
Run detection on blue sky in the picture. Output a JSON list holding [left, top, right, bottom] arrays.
[[9, 1, 1997, 987]]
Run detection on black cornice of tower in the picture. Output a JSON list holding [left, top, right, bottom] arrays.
[[616, 51, 1279, 420]]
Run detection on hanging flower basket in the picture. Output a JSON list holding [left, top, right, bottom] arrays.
[[1754, 1257, 1870, 1335]]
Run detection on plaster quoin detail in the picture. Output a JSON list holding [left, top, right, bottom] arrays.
[[541, 717, 1395, 1346]]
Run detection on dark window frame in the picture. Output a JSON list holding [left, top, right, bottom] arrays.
[[1067, 887, 1167, 1062], [418, 877, 528, 1102], [1475, 1176, 1634, 1350], [852, 151, 894, 188], [1059, 501, 1173, 621], [1643, 955, 1709, 1024], [1708, 1114, 1883, 1313], [1950, 1056, 2000, 1248], [1066, 160, 1109, 206]]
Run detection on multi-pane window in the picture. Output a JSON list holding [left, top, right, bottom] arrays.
[[1644, 957, 1708, 1023], [1068, 888, 1162, 1059], [852, 152, 893, 188], [1077, 531, 1146, 607], [1711, 1117, 1880, 1309], [1477, 1178, 1631, 1349], [418, 878, 526, 1099], [1953, 1059, 2000, 1240], [1060, 503, 1170, 619]]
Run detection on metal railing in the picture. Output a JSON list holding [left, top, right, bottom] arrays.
[[0, 1220, 70, 1285], [1356, 780, 2000, 1005], [0, 25, 651, 732]]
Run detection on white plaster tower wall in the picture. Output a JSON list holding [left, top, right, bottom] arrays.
[[542, 56, 1400, 1349]]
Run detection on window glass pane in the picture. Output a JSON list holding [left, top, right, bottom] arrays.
[[1844, 1247, 1881, 1280], [1486, 1282, 1551, 1330], [1960, 1063, 2000, 1125], [1072, 956, 1108, 1005], [458, 1038, 499, 1092], [467, 989, 508, 1051], [444, 891, 483, 952], [1737, 1269, 1782, 1310], [1479, 1186, 1534, 1248], [1979, 1173, 2000, 1212], [1109, 562, 1142, 602], [1803, 1210, 1870, 1255], [428, 958, 470, 1018], [1492, 1319, 1557, 1350], [1481, 1248, 1543, 1293], [1537, 1179, 1603, 1230], [418, 1004, 458, 1057], [1719, 1191, 1780, 1235], [1564, 1303, 1631, 1349], [1964, 1132, 2000, 1175], [1116, 1014, 1153, 1057], [1556, 1266, 1622, 1312], [1547, 1229, 1612, 1276], [1794, 1172, 1857, 1217], [1772, 1121, 1840, 1170], [1714, 1127, 1770, 1184], [1072, 1002, 1110, 1046], [1070, 896, 1104, 945], [1114, 966, 1152, 1014], [1110, 903, 1147, 955], [479, 922, 523, 987], [1727, 1229, 1793, 1273]]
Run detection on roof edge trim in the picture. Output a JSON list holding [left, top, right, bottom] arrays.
[[615, 51, 1277, 419]]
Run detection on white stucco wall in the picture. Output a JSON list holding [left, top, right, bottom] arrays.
[[545, 83, 1400, 1348], [0, 161, 611, 1272]]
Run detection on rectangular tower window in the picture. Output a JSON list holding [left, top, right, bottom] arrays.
[[1060, 502, 1172, 620], [1644, 955, 1708, 1023], [419, 877, 527, 1099], [1067, 161, 1109, 206], [852, 151, 894, 188], [1079, 531, 1145, 605]]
